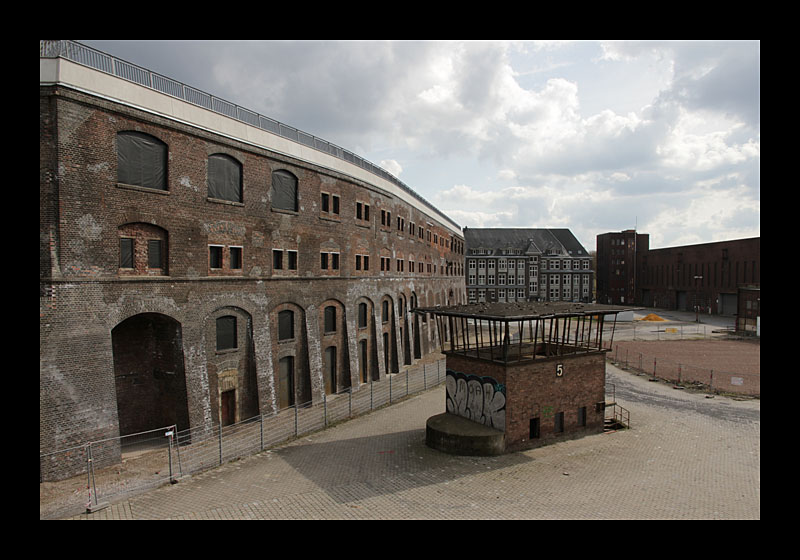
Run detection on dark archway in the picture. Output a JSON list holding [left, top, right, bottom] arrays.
[[112, 313, 190, 435]]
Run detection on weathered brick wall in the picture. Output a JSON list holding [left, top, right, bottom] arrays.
[[40, 85, 465, 479], [442, 351, 606, 452], [505, 353, 606, 451]]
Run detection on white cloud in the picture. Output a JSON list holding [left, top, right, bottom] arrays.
[[84, 39, 759, 249]]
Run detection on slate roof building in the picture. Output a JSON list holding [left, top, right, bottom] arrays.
[[463, 228, 594, 304]]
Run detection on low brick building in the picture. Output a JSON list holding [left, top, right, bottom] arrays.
[[40, 41, 465, 480], [420, 302, 627, 454]]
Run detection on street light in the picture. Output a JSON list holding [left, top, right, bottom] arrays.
[[694, 275, 703, 323]]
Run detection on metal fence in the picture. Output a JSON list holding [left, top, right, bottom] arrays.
[[40, 358, 445, 519], [606, 344, 760, 397]]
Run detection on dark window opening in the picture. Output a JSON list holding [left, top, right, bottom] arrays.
[[358, 302, 368, 328], [230, 247, 242, 270], [210, 246, 223, 269], [530, 417, 540, 439], [278, 310, 294, 341], [216, 315, 237, 351], [324, 306, 337, 333], [120, 238, 134, 268]]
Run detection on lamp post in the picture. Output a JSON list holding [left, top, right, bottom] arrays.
[[693, 275, 703, 322]]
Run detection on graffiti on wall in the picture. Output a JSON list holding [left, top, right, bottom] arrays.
[[445, 369, 506, 431]]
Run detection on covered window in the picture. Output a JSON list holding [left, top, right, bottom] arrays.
[[208, 154, 242, 203], [216, 316, 237, 351], [271, 170, 298, 211], [117, 131, 167, 190], [120, 238, 134, 268]]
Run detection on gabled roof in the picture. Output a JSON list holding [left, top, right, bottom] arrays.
[[463, 228, 589, 257]]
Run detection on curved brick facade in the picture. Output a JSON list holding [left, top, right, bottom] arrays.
[[40, 57, 464, 479]]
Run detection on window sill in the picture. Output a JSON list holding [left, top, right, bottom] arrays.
[[207, 197, 244, 207], [116, 182, 169, 195]]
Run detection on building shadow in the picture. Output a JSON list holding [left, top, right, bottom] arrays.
[[272, 427, 534, 505]]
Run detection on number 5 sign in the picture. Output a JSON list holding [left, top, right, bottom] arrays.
[[556, 364, 564, 377]]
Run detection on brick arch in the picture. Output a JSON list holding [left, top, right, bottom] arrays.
[[270, 302, 310, 408], [205, 305, 259, 426], [111, 312, 190, 436], [317, 298, 350, 395]]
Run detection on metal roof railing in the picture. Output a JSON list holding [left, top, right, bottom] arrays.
[[40, 40, 462, 233]]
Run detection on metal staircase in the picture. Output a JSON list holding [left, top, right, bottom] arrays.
[[604, 383, 631, 431]]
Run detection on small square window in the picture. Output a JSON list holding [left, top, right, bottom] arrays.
[[120, 238, 134, 268], [147, 239, 162, 269], [230, 247, 242, 270], [288, 250, 298, 270], [210, 246, 223, 269], [273, 250, 283, 270]]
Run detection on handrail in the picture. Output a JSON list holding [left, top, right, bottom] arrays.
[[40, 40, 462, 234]]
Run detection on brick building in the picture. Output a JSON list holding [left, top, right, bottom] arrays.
[[596, 230, 760, 317], [463, 228, 594, 304], [40, 41, 465, 479], [596, 229, 648, 305], [419, 302, 627, 454]]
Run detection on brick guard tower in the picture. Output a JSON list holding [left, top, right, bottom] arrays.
[[416, 302, 629, 455]]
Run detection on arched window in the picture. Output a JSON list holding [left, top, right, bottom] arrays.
[[208, 154, 242, 203], [271, 170, 298, 211], [117, 131, 167, 190]]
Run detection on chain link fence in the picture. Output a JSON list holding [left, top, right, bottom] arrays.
[[40, 359, 445, 519], [607, 342, 760, 397]]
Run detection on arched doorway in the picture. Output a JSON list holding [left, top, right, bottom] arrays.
[[111, 313, 190, 435]]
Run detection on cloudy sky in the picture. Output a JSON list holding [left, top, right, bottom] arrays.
[[84, 40, 760, 252]]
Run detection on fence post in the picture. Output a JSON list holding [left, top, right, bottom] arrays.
[[389, 375, 393, 404], [218, 420, 223, 466], [294, 404, 299, 437], [86, 442, 97, 509], [260, 414, 264, 451], [323, 392, 328, 427]]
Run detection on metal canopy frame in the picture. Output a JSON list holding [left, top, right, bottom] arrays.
[[414, 303, 630, 364]]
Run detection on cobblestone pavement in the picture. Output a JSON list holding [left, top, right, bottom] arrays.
[[62, 359, 759, 520]]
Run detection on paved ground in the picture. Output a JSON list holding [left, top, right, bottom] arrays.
[[62, 358, 760, 520]]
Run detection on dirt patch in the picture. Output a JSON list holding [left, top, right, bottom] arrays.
[[639, 313, 666, 321]]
